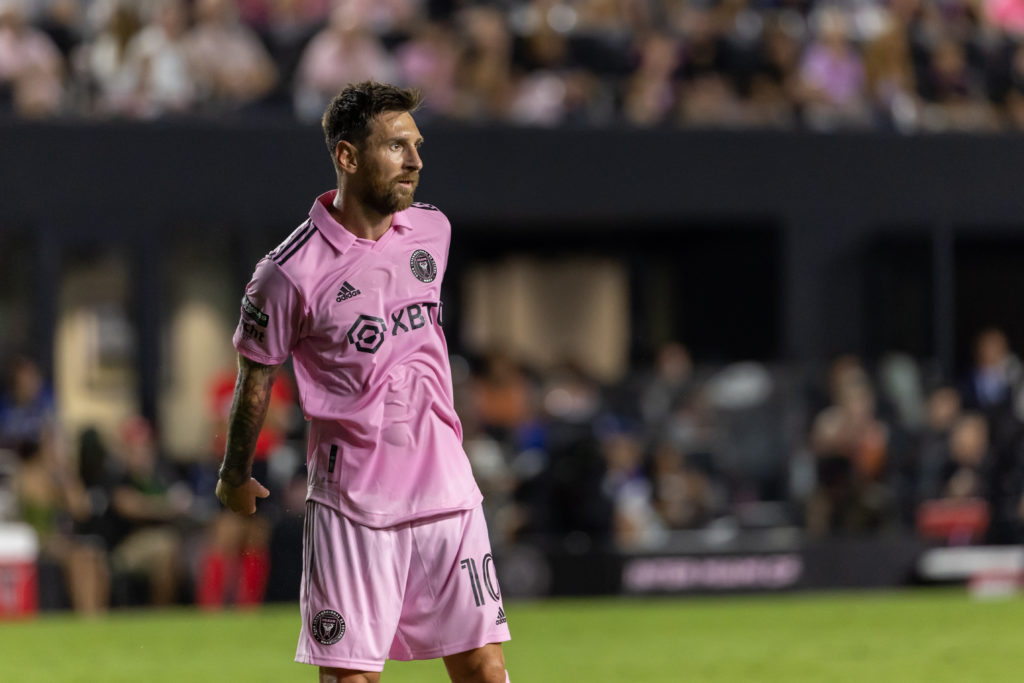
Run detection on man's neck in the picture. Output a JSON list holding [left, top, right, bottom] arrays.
[[330, 189, 391, 241]]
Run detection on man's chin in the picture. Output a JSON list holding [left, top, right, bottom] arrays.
[[393, 193, 415, 212]]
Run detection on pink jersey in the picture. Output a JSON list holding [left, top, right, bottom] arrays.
[[233, 190, 482, 527]]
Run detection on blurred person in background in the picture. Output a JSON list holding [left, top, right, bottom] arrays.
[[184, 0, 277, 111], [395, 20, 458, 119], [914, 411, 994, 544], [600, 428, 664, 549], [917, 35, 998, 131], [743, 11, 801, 128], [806, 356, 891, 535], [38, 0, 82, 62], [196, 365, 296, 609], [254, 0, 325, 111], [535, 362, 613, 545], [1002, 41, 1024, 128], [293, 0, 396, 121], [3, 356, 108, 613], [652, 441, 722, 530], [235, 0, 328, 29], [113, 0, 195, 118], [961, 327, 1023, 419], [0, 355, 55, 451], [0, 0, 64, 117], [74, 0, 142, 116], [674, 2, 745, 127], [863, 13, 920, 131], [452, 5, 515, 121], [108, 416, 191, 606], [13, 433, 110, 613], [216, 82, 511, 681], [622, 30, 680, 126], [796, 6, 871, 130], [909, 385, 962, 520], [942, 412, 992, 502]]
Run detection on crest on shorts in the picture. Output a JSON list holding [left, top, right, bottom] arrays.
[[410, 249, 437, 283], [312, 609, 346, 645]]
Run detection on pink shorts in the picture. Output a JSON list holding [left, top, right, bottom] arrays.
[[295, 502, 511, 671]]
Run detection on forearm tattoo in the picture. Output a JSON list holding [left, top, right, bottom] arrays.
[[218, 355, 280, 486]]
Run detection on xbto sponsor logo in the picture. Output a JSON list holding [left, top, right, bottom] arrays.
[[345, 302, 443, 354]]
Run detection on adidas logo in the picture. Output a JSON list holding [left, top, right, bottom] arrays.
[[495, 607, 507, 626], [335, 281, 361, 302]]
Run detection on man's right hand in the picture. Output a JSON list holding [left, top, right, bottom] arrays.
[[216, 476, 270, 515]]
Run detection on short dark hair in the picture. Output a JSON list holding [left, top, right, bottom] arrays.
[[322, 82, 422, 159]]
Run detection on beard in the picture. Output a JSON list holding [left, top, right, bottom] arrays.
[[361, 172, 418, 216]]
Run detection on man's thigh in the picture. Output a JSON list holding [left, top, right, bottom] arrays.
[[295, 503, 411, 672], [389, 506, 511, 661]]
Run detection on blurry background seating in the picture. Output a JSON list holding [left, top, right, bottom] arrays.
[[5, 0, 1024, 131]]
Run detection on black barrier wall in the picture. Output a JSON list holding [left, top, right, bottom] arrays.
[[4, 122, 1024, 415]]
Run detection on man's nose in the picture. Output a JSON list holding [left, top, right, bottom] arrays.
[[405, 147, 423, 171]]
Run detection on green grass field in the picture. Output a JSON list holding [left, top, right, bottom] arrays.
[[1, 590, 1021, 682]]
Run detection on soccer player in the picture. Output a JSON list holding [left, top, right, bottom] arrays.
[[215, 82, 512, 683]]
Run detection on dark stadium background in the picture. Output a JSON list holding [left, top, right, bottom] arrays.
[[5, 122, 1024, 606]]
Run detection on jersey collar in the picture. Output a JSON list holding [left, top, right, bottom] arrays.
[[311, 190, 413, 254]]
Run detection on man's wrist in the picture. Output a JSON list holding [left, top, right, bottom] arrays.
[[217, 464, 251, 487]]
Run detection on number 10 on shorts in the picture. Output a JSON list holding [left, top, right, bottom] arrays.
[[460, 553, 501, 606]]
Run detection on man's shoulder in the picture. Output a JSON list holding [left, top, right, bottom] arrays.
[[405, 201, 451, 235], [266, 218, 320, 265], [265, 218, 338, 277]]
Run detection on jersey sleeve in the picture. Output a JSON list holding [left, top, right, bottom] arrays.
[[232, 258, 304, 365]]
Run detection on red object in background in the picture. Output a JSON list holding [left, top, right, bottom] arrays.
[[0, 562, 37, 619], [916, 498, 991, 544], [210, 369, 294, 461]]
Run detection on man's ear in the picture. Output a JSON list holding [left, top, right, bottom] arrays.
[[336, 140, 358, 174]]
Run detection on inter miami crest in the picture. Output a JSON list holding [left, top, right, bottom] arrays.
[[410, 249, 437, 283], [311, 609, 346, 645]]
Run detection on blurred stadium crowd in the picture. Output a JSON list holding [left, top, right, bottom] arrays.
[[4, 327, 1024, 612], [6, 0, 1024, 130]]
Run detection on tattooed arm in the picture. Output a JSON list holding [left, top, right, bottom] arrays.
[[215, 354, 282, 515]]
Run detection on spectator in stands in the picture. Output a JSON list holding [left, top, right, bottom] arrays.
[[395, 20, 458, 118], [806, 356, 891, 534], [452, 5, 515, 121], [912, 385, 963, 508], [38, 0, 81, 63], [744, 11, 800, 128], [0, 0, 64, 117], [292, 0, 395, 121], [14, 433, 110, 613], [0, 355, 55, 452], [652, 440, 720, 530], [601, 429, 664, 549], [863, 13, 920, 131], [622, 31, 680, 126], [74, 0, 142, 116], [184, 0, 277, 112], [675, 3, 745, 127], [254, 0, 324, 111], [639, 342, 695, 431], [536, 362, 613, 545], [797, 6, 871, 130], [108, 416, 190, 606], [115, 0, 195, 118], [961, 327, 1024, 421], [1003, 42, 1024, 128], [917, 35, 998, 131], [195, 366, 296, 608], [943, 412, 992, 501]]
